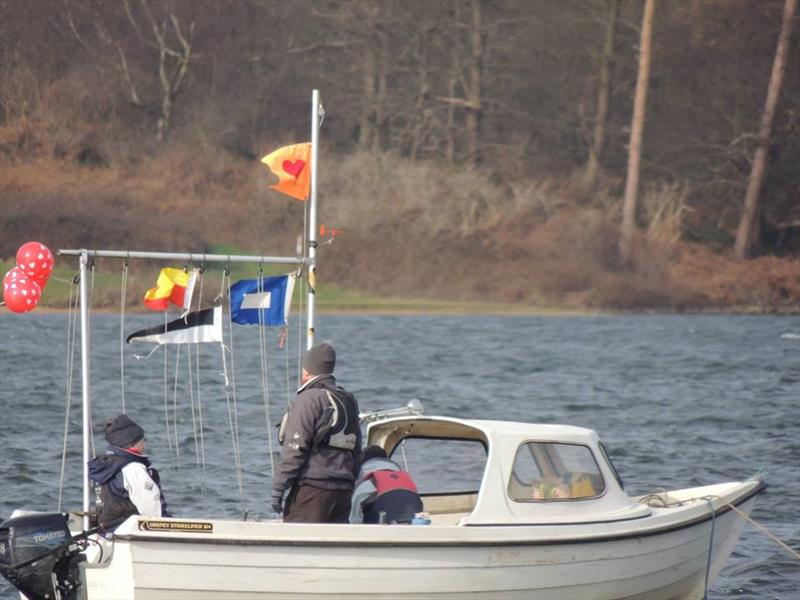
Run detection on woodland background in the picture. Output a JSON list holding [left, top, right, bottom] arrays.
[[0, 0, 798, 311]]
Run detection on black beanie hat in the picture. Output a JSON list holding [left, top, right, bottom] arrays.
[[303, 343, 336, 375], [363, 445, 387, 462], [105, 414, 145, 448]]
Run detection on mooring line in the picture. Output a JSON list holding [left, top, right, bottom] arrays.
[[725, 501, 800, 560]]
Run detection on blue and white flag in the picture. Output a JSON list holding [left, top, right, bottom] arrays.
[[230, 274, 296, 326]]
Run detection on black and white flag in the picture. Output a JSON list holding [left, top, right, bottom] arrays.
[[127, 306, 223, 345]]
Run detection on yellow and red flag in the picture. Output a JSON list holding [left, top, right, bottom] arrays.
[[260, 143, 311, 201], [144, 268, 198, 312]]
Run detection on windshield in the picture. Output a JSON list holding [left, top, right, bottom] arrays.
[[508, 441, 606, 502], [389, 437, 487, 494]]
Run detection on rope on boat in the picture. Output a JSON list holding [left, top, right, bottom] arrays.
[[120, 259, 128, 413], [641, 486, 800, 566], [163, 310, 174, 462], [220, 268, 246, 515], [171, 343, 182, 471], [724, 501, 800, 560], [194, 264, 206, 496], [296, 266, 304, 390], [58, 276, 80, 512], [702, 497, 716, 600], [285, 320, 292, 406], [89, 260, 97, 459], [257, 270, 276, 480], [185, 342, 197, 462], [291, 264, 304, 403], [189, 267, 207, 493]]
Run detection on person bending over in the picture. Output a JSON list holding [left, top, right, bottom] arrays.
[[350, 445, 423, 524]]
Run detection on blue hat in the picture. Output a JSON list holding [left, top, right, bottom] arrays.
[[105, 414, 144, 448]]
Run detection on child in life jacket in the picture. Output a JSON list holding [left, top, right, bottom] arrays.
[[349, 445, 423, 524]]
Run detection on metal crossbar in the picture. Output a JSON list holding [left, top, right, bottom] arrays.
[[58, 249, 305, 266]]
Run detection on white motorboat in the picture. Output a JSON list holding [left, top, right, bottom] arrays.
[[0, 412, 765, 600], [90, 416, 765, 600], [0, 90, 765, 600]]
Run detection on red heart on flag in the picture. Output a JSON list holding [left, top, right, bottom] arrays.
[[282, 159, 305, 178]]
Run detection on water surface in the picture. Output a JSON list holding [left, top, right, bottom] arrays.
[[1, 313, 798, 598]]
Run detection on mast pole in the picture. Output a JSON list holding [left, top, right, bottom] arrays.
[[79, 251, 92, 531], [306, 89, 321, 350]]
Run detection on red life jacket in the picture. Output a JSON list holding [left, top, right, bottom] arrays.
[[370, 469, 418, 497]]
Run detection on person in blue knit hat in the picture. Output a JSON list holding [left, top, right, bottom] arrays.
[[88, 414, 169, 525]]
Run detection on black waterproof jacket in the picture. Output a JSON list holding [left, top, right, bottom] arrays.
[[88, 446, 169, 524], [273, 374, 362, 495]]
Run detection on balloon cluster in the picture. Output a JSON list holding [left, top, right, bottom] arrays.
[[2, 242, 54, 313]]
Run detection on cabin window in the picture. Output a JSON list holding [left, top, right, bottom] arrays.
[[508, 442, 606, 502], [389, 438, 487, 494]]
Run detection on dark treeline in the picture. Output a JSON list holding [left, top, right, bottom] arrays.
[[0, 0, 798, 293]]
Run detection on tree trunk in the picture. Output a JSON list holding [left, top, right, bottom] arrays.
[[619, 0, 655, 266], [583, 0, 619, 191], [445, 46, 458, 164], [373, 28, 388, 153], [465, 0, 483, 166], [359, 43, 376, 149], [734, 0, 797, 259], [156, 47, 171, 143], [409, 33, 430, 163]]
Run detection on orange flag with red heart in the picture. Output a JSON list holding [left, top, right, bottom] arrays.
[[261, 142, 311, 201]]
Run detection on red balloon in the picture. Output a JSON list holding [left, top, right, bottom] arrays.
[[3, 274, 42, 313], [16, 241, 54, 286], [3, 267, 25, 287]]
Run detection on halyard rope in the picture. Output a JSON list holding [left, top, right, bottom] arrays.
[[257, 271, 276, 480], [221, 269, 245, 515], [58, 276, 80, 512], [163, 310, 173, 462], [702, 497, 716, 600], [171, 344, 182, 471], [194, 265, 206, 486], [120, 260, 128, 413], [89, 261, 96, 459], [186, 266, 206, 495]]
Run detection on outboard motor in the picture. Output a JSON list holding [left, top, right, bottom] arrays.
[[0, 513, 84, 600]]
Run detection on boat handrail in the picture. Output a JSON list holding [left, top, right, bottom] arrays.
[[359, 399, 424, 423]]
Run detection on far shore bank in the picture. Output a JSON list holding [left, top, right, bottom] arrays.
[[9, 302, 798, 317]]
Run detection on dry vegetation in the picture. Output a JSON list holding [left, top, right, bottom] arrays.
[[6, 144, 796, 313]]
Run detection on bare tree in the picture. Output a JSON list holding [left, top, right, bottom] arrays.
[[734, 0, 797, 259], [433, 0, 484, 166], [620, 0, 655, 266], [123, 0, 194, 142], [583, 0, 619, 191], [465, 0, 484, 166], [66, 0, 194, 143]]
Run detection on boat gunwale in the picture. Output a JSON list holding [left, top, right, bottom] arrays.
[[108, 480, 764, 548]]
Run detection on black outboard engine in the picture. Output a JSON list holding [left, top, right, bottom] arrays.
[[0, 513, 84, 600]]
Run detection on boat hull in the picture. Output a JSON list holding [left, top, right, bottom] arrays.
[[82, 482, 760, 600]]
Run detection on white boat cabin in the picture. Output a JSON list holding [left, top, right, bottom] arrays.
[[366, 416, 651, 526]]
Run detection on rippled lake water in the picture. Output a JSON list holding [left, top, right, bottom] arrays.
[[1, 313, 798, 598]]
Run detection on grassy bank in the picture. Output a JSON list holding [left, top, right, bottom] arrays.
[[4, 257, 796, 316], [1, 258, 573, 315]]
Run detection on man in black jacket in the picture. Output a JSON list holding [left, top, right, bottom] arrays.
[[271, 343, 362, 523]]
